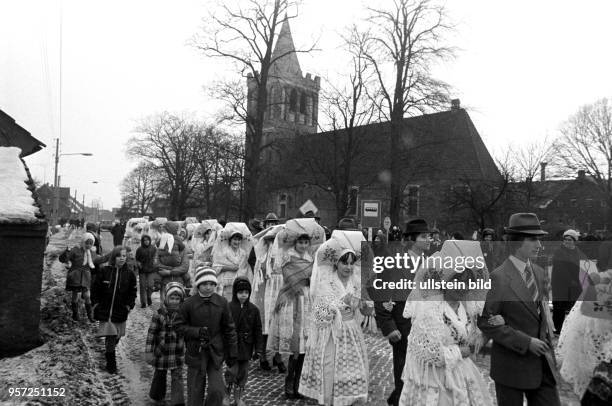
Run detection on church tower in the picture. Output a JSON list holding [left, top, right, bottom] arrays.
[[246, 20, 320, 153]]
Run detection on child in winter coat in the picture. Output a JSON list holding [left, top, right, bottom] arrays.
[[224, 277, 263, 406], [91, 246, 137, 374], [145, 282, 186, 406], [176, 265, 238, 406], [136, 234, 157, 308]]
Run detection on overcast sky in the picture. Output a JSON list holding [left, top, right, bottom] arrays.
[[1, 0, 611, 210]]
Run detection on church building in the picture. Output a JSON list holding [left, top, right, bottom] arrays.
[[247, 21, 501, 234]]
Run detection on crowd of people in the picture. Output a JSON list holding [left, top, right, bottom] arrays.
[[54, 211, 612, 406]]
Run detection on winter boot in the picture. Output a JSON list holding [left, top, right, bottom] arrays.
[[234, 386, 246, 406], [260, 335, 271, 371], [293, 354, 305, 399], [71, 302, 79, 321], [273, 353, 287, 373], [222, 383, 232, 406], [105, 351, 117, 374], [84, 303, 95, 322], [284, 355, 296, 399]]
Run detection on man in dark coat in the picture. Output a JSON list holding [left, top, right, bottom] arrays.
[[373, 218, 431, 406], [177, 266, 238, 406], [478, 213, 560, 406], [225, 277, 263, 406], [111, 221, 125, 247]]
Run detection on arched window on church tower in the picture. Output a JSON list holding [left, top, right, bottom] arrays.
[[300, 92, 307, 114], [289, 89, 298, 112]]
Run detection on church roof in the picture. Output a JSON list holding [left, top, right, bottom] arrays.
[[315, 108, 501, 182], [270, 20, 302, 78], [0, 110, 46, 157]]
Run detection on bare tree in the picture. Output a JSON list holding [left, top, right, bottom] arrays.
[[555, 97, 612, 219], [192, 0, 315, 220], [357, 0, 455, 224], [127, 112, 204, 219], [295, 28, 378, 221], [119, 162, 160, 216]]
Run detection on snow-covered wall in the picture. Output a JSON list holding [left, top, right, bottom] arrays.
[[0, 147, 40, 222]]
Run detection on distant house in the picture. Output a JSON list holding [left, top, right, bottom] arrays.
[[0, 110, 46, 157], [0, 147, 47, 356], [533, 170, 609, 235]]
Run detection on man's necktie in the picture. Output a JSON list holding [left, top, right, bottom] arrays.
[[525, 262, 539, 303]]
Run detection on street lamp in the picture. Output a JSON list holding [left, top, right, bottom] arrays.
[[52, 138, 93, 226]]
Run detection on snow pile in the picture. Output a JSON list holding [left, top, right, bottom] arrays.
[[0, 146, 40, 222]]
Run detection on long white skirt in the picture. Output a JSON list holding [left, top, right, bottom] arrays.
[[556, 301, 612, 398]]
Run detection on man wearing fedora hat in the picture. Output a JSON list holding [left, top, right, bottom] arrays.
[[374, 218, 431, 406], [478, 213, 560, 406]]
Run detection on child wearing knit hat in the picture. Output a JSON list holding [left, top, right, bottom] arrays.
[[176, 265, 238, 406], [145, 282, 186, 405]]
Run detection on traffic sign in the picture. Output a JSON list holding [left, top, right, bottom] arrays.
[[361, 200, 381, 228]]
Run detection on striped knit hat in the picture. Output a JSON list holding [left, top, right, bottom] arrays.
[[165, 282, 185, 301], [195, 265, 218, 287]]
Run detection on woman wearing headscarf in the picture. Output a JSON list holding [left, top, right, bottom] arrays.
[[212, 222, 254, 301], [551, 229, 587, 333], [251, 224, 285, 371], [157, 221, 191, 303], [299, 231, 369, 406], [556, 268, 612, 403], [91, 246, 137, 374], [59, 232, 102, 322], [267, 219, 325, 399], [399, 241, 495, 405]]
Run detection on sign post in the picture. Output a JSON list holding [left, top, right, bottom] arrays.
[[383, 216, 391, 240], [361, 200, 381, 240]]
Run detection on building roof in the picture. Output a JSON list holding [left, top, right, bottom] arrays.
[[315, 107, 501, 182], [270, 20, 302, 78], [0, 147, 45, 224], [0, 110, 46, 157]]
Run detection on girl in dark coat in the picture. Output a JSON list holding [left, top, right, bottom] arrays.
[[59, 232, 101, 322], [91, 246, 137, 373], [225, 277, 263, 406], [136, 234, 157, 308]]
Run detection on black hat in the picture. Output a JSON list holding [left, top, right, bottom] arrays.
[[504, 213, 548, 236], [338, 217, 358, 230], [404, 218, 431, 236], [233, 277, 251, 294]]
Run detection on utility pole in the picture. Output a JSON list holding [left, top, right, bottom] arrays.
[[53, 138, 60, 226]]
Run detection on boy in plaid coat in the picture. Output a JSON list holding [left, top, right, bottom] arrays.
[[145, 282, 186, 405]]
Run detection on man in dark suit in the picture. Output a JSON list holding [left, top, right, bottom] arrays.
[[374, 218, 431, 406], [478, 213, 560, 406]]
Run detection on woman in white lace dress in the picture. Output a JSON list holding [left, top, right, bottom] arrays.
[[400, 243, 495, 406], [212, 222, 253, 300], [556, 269, 612, 399], [299, 232, 369, 406]]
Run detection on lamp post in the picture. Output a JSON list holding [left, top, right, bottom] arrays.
[[52, 138, 93, 226]]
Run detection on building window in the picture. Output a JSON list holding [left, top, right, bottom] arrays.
[[570, 199, 577, 207], [300, 92, 307, 114], [586, 198, 593, 207], [279, 193, 287, 218], [403, 185, 420, 217], [289, 89, 298, 112]]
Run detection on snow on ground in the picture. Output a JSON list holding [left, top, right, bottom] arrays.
[[0, 147, 40, 222]]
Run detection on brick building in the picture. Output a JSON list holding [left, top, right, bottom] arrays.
[[533, 170, 609, 235], [250, 21, 501, 233]]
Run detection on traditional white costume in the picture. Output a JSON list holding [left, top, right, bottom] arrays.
[[299, 231, 369, 406], [399, 241, 493, 406], [212, 222, 253, 301]]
